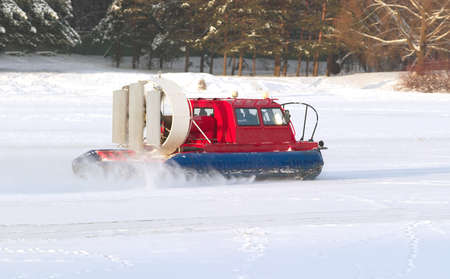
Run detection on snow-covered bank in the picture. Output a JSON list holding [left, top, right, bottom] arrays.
[[0, 53, 355, 75], [1, 55, 450, 278]]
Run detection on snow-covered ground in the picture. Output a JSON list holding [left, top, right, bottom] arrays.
[[1, 54, 450, 278]]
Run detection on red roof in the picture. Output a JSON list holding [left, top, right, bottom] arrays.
[[189, 98, 280, 108]]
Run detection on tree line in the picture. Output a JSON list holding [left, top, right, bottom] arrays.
[[92, 0, 343, 76], [1, 0, 448, 76]]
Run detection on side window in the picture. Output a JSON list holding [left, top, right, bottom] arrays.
[[261, 108, 287, 125], [235, 108, 260, 126], [193, 107, 214, 117]]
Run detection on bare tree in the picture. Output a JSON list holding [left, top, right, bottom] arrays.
[[336, 0, 449, 71]]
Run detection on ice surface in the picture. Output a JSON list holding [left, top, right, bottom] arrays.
[[1, 54, 450, 278]]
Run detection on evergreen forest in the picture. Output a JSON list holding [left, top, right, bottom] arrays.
[[1, 0, 448, 76]]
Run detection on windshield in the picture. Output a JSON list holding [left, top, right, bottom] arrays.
[[235, 108, 260, 126], [261, 108, 287, 125]]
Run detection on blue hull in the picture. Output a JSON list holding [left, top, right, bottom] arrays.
[[73, 150, 324, 180], [167, 150, 324, 180]]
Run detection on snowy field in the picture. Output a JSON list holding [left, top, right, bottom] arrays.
[[1, 54, 450, 278]]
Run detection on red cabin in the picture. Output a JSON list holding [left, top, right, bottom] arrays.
[[181, 98, 319, 153]]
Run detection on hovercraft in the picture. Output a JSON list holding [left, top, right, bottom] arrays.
[[73, 78, 326, 180]]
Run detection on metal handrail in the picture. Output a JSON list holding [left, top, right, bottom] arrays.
[[281, 102, 319, 141]]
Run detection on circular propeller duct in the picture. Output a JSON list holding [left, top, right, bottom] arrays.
[[146, 78, 191, 155]]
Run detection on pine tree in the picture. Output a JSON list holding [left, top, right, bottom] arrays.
[[231, 0, 263, 76], [15, 0, 80, 50], [148, 2, 180, 70], [198, 0, 233, 75], [189, 0, 219, 73], [200, 0, 263, 75], [93, 0, 126, 67], [125, 0, 162, 69], [94, 0, 162, 68], [279, 0, 312, 76], [157, 1, 216, 72], [153, 0, 188, 71], [194, 1, 226, 74], [0, 0, 35, 50], [71, 0, 113, 32], [289, 1, 310, 76], [257, 0, 289, 76]]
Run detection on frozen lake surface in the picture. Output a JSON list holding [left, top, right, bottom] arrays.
[[1, 55, 450, 278]]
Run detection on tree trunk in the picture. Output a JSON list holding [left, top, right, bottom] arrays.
[[132, 52, 137, 69], [296, 54, 302, 76], [312, 53, 319, 76], [223, 52, 228, 75], [159, 57, 163, 69], [417, 50, 425, 74], [231, 56, 236, 76], [238, 49, 244, 76], [114, 41, 121, 68], [313, 1, 327, 76], [305, 57, 310, 77], [306, 33, 313, 76], [279, 2, 288, 78], [326, 57, 330, 76], [209, 53, 214, 74], [223, 12, 229, 76], [416, 10, 427, 74], [147, 49, 153, 70], [184, 46, 190, 72], [359, 54, 367, 72], [200, 54, 204, 73], [184, 47, 190, 72], [252, 50, 256, 76], [326, 54, 341, 76], [274, 54, 281, 77], [132, 45, 139, 69], [296, 29, 304, 76], [282, 57, 288, 76]]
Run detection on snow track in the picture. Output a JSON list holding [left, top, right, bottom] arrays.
[[3, 208, 450, 240]]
